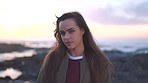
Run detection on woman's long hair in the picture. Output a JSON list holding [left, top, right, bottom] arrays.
[[43, 11, 114, 83]]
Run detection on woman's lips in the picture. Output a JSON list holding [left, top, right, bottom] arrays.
[[65, 42, 72, 46]]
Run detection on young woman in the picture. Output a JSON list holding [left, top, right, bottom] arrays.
[[37, 11, 114, 83]]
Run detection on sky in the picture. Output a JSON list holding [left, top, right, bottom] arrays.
[[0, 0, 148, 41]]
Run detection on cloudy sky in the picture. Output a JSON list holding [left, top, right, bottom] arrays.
[[0, 0, 148, 41]]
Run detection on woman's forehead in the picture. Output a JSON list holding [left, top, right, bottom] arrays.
[[59, 19, 78, 31]]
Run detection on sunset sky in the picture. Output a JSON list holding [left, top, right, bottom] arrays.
[[0, 0, 148, 41]]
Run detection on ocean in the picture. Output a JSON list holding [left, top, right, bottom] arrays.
[[0, 39, 148, 61], [97, 39, 148, 54], [0, 38, 148, 80]]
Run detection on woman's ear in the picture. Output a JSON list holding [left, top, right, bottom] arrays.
[[82, 30, 85, 35], [81, 29, 85, 35]]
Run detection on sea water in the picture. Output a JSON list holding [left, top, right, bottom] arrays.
[[97, 39, 148, 54], [0, 39, 148, 61], [0, 39, 148, 60], [0, 39, 148, 79]]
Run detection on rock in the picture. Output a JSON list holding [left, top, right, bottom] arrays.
[[111, 53, 148, 83], [0, 48, 48, 82], [0, 43, 32, 53], [0, 80, 35, 83]]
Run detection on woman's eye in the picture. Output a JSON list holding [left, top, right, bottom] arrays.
[[60, 31, 65, 36], [69, 30, 75, 34]]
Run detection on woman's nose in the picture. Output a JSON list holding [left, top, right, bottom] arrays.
[[64, 33, 70, 39]]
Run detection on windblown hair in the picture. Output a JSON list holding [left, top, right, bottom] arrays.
[[42, 11, 114, 83]]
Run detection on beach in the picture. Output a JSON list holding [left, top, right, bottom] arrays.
[[0, 41, 148, 83]]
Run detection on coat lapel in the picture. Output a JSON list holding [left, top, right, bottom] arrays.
[[80, 55, 90, 83], [56, 54, 68, 83]]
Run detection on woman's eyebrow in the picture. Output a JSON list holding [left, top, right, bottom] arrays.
[[67, 28, 74, 31], [60, 28, 74, 32]]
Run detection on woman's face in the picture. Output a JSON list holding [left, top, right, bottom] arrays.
[[59, 18, 84, 50]]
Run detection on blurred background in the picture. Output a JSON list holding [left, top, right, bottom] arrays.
[[0, 0, 148, 83]]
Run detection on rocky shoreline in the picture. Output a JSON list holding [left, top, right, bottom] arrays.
[[111, 53, 148, 83], [0, 43, 148, 83]]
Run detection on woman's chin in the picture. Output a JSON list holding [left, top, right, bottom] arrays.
[[66, 46, 75, 50]]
